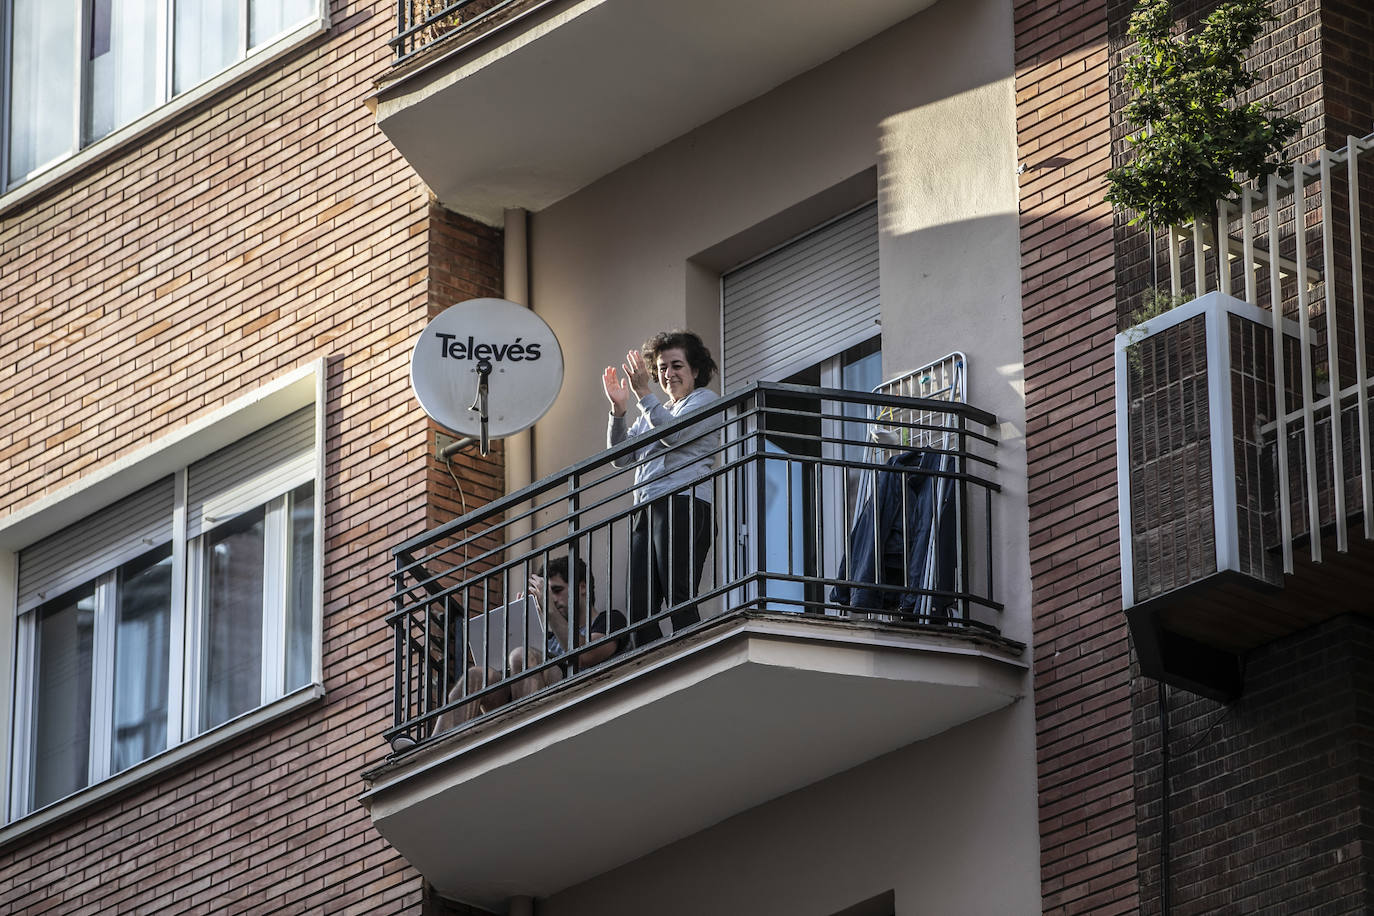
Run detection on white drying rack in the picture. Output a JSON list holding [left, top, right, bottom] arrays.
[[867, 351, 967, 457], [850, 351, 968, 620]]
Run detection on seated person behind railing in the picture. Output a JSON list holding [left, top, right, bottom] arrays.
[[604, 330, 720, 647], [435, 558, 627, 732]]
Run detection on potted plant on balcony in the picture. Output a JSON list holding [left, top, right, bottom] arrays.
[[1105, 0, 1298, 237], [1108, 0, 1300, 379]]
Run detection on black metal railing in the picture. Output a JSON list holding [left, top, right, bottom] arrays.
[[385, 382, 1002, 750], [390, 0, 518, 63]]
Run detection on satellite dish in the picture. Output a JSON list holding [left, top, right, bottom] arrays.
[[410, 298, 564, 454]]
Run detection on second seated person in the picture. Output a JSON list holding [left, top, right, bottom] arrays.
[[603, 330, 720, 647]]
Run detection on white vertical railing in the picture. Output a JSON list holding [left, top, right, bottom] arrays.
[[1350, 141, 1373, 538], [1266, 178, 1294, 573], [1163, 129, 1374, 566]]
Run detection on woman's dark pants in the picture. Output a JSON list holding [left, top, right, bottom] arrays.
[[627, 494, 712, 647]]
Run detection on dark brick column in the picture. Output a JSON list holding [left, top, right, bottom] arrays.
[[1016, 1, 1137, 912]]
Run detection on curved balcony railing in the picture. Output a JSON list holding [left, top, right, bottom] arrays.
[[385, 382, 1002, 751]]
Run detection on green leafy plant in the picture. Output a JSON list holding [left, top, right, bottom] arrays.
[[1105, 0, 1299, 229]]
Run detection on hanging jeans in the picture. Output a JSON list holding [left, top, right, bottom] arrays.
[[627, 494, 713, 647], [830, 450, 956, 616]]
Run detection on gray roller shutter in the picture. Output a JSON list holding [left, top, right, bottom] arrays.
[[18, 478, 175, 613], [722, 202, 879, 389], [187, 406, 315, 538]]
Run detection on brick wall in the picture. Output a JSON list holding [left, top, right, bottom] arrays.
[[1319, 0, 1374, 145], [1132, 615, 1374, 914], [1114, 1, 1374, 911], [0, 2, 504, 912], [1015, 1, 1137, 913], [1101, 1, 1374, 913]]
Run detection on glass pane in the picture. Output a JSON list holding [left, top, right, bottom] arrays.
[[841, 338, 882, 463], [199, 507, 264, 731], [173, 0, 240, 94], [762, 443, 805, 612], [112, 545, 173, 773], [284, 482, 314, 691], [249, 0, 313, 48], [85, 0, 160, 143], [8, 0, 78, 183], [31, 585, 95, 809]]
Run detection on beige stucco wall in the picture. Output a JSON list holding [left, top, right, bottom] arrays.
[[524, 0, 1037, 910], [540, 703, 1038, 916]]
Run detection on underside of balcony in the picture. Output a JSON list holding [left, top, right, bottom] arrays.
[[359, 611, 1025, 912], [372, 0, 938, 223], [1127, 519, 1374, 700]]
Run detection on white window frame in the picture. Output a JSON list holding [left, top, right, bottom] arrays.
[[0, 0, 329, 212], [0, 360, 326, 840]]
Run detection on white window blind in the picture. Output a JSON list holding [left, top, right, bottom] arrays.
[[187, 406, 314, 539], [17, 479, 175, 614], [721, 202, 879, 390]]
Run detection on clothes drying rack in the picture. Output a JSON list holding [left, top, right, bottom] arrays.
[[852, 352, 967, 619]]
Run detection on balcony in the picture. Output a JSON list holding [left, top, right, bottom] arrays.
[[372, 0, 939, 223], [1116, 132, 1374, 700], [360, 381, 1022, 910]]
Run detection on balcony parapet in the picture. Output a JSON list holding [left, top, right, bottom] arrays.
[[365, 380, 1012, 905], [383, 381, 1002, 751]]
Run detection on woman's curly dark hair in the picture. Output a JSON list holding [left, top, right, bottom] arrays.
[[641, 329, 717, 389]]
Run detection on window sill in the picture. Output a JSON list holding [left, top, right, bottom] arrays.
[[0, 17, 328, 219], [0, 682, 324, 850]]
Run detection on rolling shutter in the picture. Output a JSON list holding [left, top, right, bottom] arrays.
[[722, 202, 879, 389], [18, 478, 175, 614], [187, 406, 315, 538]]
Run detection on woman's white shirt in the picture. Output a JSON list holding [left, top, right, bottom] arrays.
[[607, 387, 720, 504]]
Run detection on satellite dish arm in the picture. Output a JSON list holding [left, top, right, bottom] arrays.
[[469, 358, 493, 455]]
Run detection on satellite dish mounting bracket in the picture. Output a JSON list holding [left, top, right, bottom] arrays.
[[469, 357, 493, 455]]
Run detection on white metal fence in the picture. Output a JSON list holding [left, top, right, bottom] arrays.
[[1163, 130, 1374, 573]]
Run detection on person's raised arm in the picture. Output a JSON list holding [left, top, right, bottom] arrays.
[[605, 363, 641, 468], [624, 349, 653, 401], [603, 365, 630, 417]]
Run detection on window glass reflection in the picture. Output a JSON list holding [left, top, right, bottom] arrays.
[[32, 585, 96, 809], [200, 508, 265, 731], [249, 0, 314, 48], [112, 545, 173, 773], [85, 0, 160, 142], [8, 0, 78, 182], [174, 0, 240, 94]]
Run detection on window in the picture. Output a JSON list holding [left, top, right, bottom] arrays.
[[720, 201, 879, 391], [2, 0, 320, 194], [4, 397, 320, 823]]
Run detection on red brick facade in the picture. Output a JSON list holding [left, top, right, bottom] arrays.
[[1023, 0, 1374, 912], [0, 3, 503, 912], [1132, 615, 1374, 915], [1016, 0, 1137, 912], [1115, 3, 1374, 914]]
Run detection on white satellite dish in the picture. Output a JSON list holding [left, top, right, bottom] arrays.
[[410, 298, 564, 454]]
